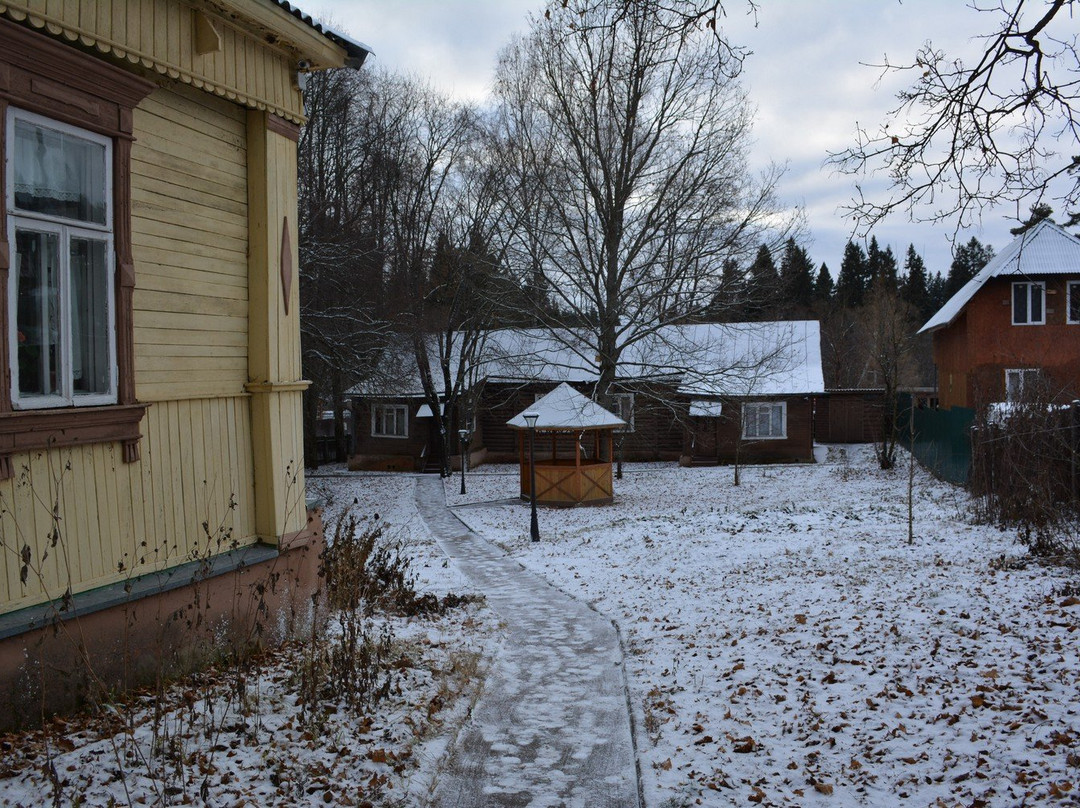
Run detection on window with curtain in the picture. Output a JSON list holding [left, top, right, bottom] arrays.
[[742, 401, 787, 440], [7, 108, 114, 408], [371, 404, 408, 437]]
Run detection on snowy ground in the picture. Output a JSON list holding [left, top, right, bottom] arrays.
[[0, 472, 497, 808], [446, 446, 1080, 807], [3, 450, 1078, 807]]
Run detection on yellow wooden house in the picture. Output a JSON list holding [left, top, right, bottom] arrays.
[[0, 0, 368, 724]]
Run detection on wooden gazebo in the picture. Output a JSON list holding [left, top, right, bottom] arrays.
[[507, 383, 625, 506]]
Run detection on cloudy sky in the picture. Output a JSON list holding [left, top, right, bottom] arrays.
[[314, 0, 1030, 277]]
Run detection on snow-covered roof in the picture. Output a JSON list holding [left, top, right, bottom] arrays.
[[506, 383, 625, 430], [349, 321, 825, 399], [689, 400, 724, 417], [919, 220, 1080, 334]]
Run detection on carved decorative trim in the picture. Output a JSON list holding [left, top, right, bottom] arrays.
[[0, 404, 149, 479], [267, 113, 301, 142], [280, 216, 293, 315], [0, 18, 154, 137], [0, 19, 151, 461]]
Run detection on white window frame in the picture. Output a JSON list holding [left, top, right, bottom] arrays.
[[742, 400, 787, 440], [1004, 368, 1041, 403], [1068, 281, 1080, 324], [1012, 281, 1045, 325], [611, 393, 635, 432], [371, 403, 408, 438], [6, 107, 116, 410]]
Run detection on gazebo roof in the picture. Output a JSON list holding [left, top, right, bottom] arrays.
[[507, 383, 625, 430]]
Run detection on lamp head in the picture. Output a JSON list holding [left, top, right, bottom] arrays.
[[458, 428, 469, 440], [523, 411, 539, 429]]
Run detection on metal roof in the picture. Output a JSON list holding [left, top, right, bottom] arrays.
[[919, 220, 1080, 334], [272, 1, 373, 66], [506, 383, 626, 430]]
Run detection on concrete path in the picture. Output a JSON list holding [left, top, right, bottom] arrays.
[[414, 476, 641, 808]]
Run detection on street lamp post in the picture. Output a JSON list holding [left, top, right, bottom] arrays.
[[523, 411, 540, 542], [458, 428, 469, 496]]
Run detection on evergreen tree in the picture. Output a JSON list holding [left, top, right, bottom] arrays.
[[779, 238, 815, 311], [900, 244, 931, 321], [813, 262, 834, 303], [1009, 202, 1054, 235], [836, 240, 870, 306], [927, 270, 947, 314], [944, 236, 994, 299], [746, 244, 780, 319], [707, 257, 746, 320]]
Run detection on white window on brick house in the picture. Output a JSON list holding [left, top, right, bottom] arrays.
[[1012, 281, 1045, 325], [1068, 281, 1080, 324], [742, 401, 787, 440], [371, 403, 408, 437], [8, 108, 115, 409], [1004, 368, 1041, 402]]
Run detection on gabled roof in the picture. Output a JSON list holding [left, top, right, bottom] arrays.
[[348, 321, 825, 399], [919, 220, 1080, 334], [506, 383, 625, 430]]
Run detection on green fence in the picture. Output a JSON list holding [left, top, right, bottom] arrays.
[[897, 393, 974, 485]]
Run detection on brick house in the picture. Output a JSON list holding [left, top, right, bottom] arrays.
[[919, 220, 1080, 409]]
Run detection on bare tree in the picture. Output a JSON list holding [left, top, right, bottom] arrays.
[[299, 68, 396, 467], [490, 0, 795, 408], [382, 77, 513, 476], [832, 0, 1080, 233], [861, 278, 919, 469]]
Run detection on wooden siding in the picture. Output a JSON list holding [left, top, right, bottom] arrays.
[[815, 391, 885, 443], [0, 0, 328, 122], [685, 398, 815, 463], [0, 396, 256, 614], [246, 111, 307, 540], [132, 85, 249, 401]]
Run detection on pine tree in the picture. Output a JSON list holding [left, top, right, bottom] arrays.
[[1009, 202, 1054, 235], [944, 236, 994, 299], [814, 262, 834, 303], [746, 244, 780, 319], [900, 244, 931, 321], [836, 241, 870, 306], [779, 238, 815, 312], [708, 257, 745, 320]]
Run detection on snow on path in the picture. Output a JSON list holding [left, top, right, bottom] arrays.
[[415, 476, 641, 808]]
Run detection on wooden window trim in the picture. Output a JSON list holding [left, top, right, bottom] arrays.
[[0, 19, 154, 478], [742, 400, 788, 440], [371, 403, 409, 439]]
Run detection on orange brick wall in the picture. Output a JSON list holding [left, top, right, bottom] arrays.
[[932, 276, 1080, 408]]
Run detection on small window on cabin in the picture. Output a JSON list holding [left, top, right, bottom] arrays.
[[742, 401, 786, 440], [1068, 281, 1080, 324], [7, 108, 115, 409], [1004, 368, 1041, 403], [1012, 281, 1045, 325], [371, 404, 408, 438]]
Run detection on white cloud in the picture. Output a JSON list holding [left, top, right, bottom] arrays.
[[325, 0, 1027, 273]]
